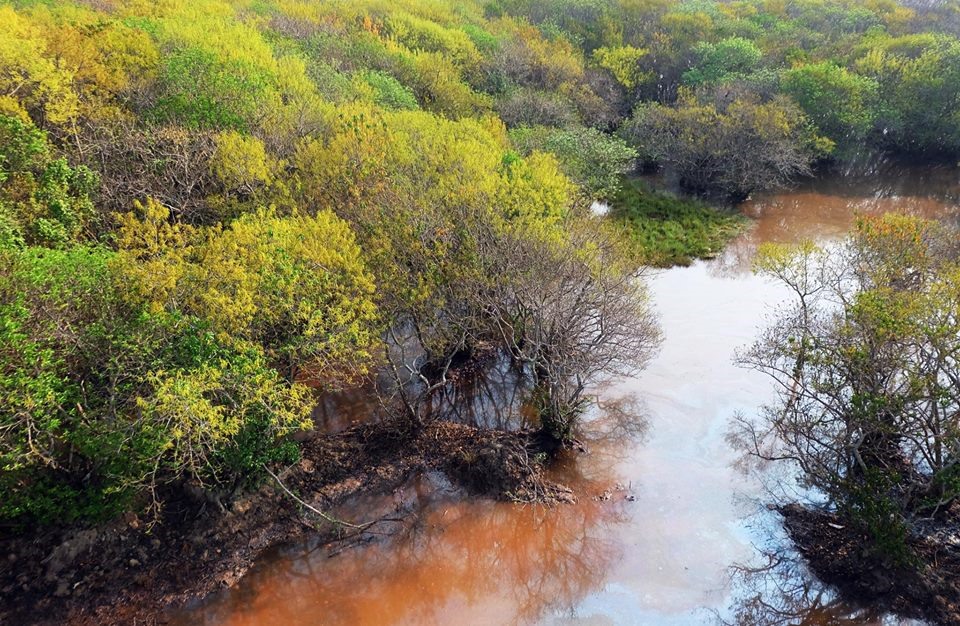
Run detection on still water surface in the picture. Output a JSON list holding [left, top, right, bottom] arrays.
[[178, 164, 959, 626]]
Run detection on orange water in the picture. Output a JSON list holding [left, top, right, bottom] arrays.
[[177, 164, 957, 626]]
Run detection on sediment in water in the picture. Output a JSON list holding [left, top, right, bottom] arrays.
[[0, 419, 572, 626]]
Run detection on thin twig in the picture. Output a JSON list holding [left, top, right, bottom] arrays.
[[264, 465, 372, 531]]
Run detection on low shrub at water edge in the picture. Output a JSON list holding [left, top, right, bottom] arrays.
[[611, 179, 747, 267]]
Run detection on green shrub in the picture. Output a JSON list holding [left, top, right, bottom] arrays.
[[0, 115, 98, 247], [782, 62, 878, 150], [510, 125, 636, 200], [842, 468, 916, 567], [151, 47, 270, 131], [611, 178, 746, 266], [359, 70, 420, 110], [683, 37, 763, 86], [0, 246, 311, 526]]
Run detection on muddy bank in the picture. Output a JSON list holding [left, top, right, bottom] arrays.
[[0, 419, 571, 626], [781, 503, 960, 625]]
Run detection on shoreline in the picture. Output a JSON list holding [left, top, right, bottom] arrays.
[[0, 419, 571, 626], [781, 504, 960, 626]]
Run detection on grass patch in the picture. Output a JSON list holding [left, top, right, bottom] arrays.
[[611, 178, 748, 267]]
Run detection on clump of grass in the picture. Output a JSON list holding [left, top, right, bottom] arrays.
[[611, 178, 747, 267]]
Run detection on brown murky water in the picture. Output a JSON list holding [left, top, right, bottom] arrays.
[[176, 164, 959, 626]]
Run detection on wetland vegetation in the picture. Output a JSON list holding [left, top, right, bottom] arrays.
[[1, 0, 960, 624]]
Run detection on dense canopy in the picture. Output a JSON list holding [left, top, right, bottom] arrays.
[[1, 0, 958, 530]]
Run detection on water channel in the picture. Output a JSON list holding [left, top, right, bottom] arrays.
[[178, 162, 960, 626]]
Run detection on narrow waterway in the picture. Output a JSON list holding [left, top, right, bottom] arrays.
[[176, 163, 959, 626]]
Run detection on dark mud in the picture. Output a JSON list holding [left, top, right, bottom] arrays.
[[0, 419, 571, 626], [781, 503, 960, 626]]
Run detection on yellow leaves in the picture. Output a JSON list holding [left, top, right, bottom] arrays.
[[0, 3, 162, 127], [116, 198, 193, 252], [851, 286, 922, 342], [32, 7, 159, 102], [296, 106, 513, 216], [140, 351, 313, 478], [210, 131, 275, 190], [756, 239, 822, 264], [753, 240, 828, 298], [362, 14, 381, 36], [477, 113, 509, 144], [290, 106, 576, 318], [594, 46, 651, 90], [190, 220, 264, 337], [0, 96, 29, 122], [145, 365, 239, 445], [147, 0, 274, 68], [0, 6, 79, 125], [853, 214, 940, 287], [384, 10, 482, 70], [293, 106, 393, 211], [113, 198, 196, 312], [811, 135, 837, 156], [114, 202, 380, 385], [194, 209, 380, 382], [405, 49, 491, 118], [498, 151, 573, 228], [517, 21, 584, 86], [882, 6, 916, 34], [856, 213, 931, 244]]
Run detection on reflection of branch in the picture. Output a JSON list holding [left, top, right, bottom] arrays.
[[593, 393, 650, 442], [725, 527, 876, 626], [265, 465, 401, 532]]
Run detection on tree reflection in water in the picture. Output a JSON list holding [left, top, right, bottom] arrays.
[[723, 549, 891, 626], [178, 384, 652, 626], [184, 476, 626, 626], [431, 353, 534, 431]]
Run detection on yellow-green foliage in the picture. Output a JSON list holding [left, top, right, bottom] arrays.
[[0, 0, 593, 527], [139, 352, 312, 482], [0, 245, 313, 523], [116, 200, 379, 384], [749, 215, 960, 560], [290, 104, 573, 365], [24, 4, 160, 121], [5, 0, 957, 528], [0, 115, 99, 247], [594, 46, 651, 90], [210, 130, 276, 191], [0, 6, 80, 124], [498, 152, 574, 225], [384, 11, 483, 70]]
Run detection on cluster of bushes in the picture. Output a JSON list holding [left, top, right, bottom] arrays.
[[2, 0, 957, 530], [0, 193, 378, 524], [497, 0, 960, 197], [0, 0, 662, 527]]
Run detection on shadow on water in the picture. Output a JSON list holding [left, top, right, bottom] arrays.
[[430, 353, 535, 431], [194, 497, 625, 625], [307, 350, 535, 435]]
